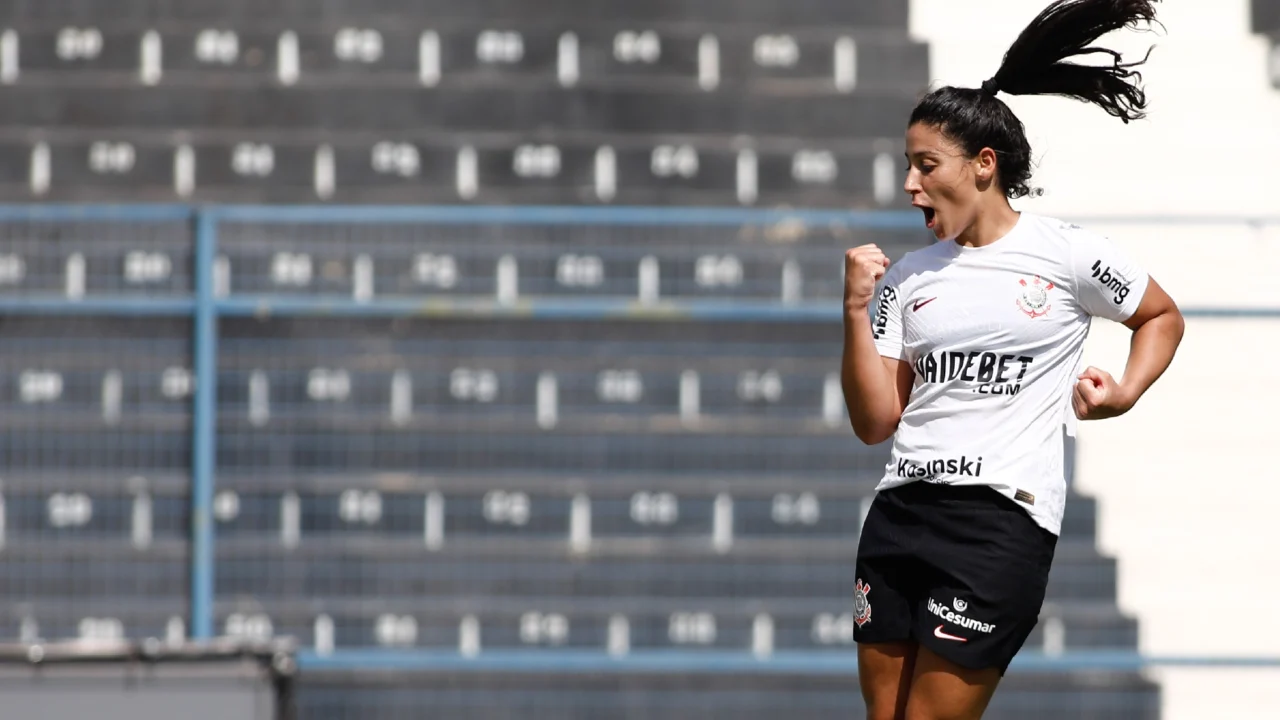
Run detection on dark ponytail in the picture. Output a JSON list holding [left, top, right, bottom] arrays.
[[910, 0, 1161, 199]]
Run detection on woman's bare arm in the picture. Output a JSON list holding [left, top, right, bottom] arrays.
[[841, 246, 915, 444], [1074, 276, 1184, 420]]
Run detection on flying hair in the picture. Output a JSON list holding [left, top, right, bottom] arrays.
[[909, 0, 1163, 199], [982, 0, 1162, 122]]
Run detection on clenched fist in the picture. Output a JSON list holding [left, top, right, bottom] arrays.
[[1072, 366, 1136, 421], [844, 245, 891, 312]]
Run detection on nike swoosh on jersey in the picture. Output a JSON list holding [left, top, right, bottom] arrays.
[[912, 297, 938, 312], [933, 625, 968, 642]]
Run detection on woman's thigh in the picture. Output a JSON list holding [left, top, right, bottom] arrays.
[[858, 640, 918, 720]]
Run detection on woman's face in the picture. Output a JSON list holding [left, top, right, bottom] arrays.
[[904, 122, 988, 242]]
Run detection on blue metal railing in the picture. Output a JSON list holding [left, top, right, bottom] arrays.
[[190, 210, 219, 640], [0, 203, 1277, 675], [209, 204, 926, 227], [294, 648, 1280, 674]]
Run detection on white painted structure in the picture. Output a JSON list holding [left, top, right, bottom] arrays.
[[910, 2, 1280, 717]]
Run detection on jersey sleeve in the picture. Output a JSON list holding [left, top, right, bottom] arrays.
[[870, 263, 908, 361], [1069, 227, 1150, 322]]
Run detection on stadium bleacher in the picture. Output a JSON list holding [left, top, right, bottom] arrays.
[[291, 671, 1160, 720], [0, 0, 921, 207], [0, 0, 1164, 717]]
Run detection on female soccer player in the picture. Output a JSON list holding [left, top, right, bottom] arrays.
[[840, 1, 1184, 718]]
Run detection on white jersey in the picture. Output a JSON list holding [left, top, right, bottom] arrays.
[[871, 212, 1149, 535]]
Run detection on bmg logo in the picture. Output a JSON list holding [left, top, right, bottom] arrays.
[[872, 285, 896, 339], [1090, 260, 1130, 305]]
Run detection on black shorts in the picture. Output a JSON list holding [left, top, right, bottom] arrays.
[[852, 482, 1058, 674]]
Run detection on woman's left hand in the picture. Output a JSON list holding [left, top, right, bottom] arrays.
[[1072, 366, 1135, 421]]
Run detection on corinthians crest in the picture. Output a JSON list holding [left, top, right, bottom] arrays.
[[1016, 275, 1054, 318], [853, 579, 872, 627]]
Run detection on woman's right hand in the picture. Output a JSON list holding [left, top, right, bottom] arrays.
[[843, 245, 891, 311]]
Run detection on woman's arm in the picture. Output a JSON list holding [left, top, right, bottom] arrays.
[[1074, 276, 1184, 420], [841, 245, 915, 444]]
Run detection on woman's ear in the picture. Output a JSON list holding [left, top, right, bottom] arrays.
[[977, 147, 998, 180], [974, 147, 998, 182]]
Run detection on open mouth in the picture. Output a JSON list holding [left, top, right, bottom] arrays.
[[921, 207, 936, 229]]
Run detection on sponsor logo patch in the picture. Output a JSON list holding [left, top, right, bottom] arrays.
[[853, 579, 872, 628], [1090, 260, 1132, 305], [913, 351, 1033, 397], [871, 286, 897, 340], [927, 597, 996, 634], [912, 297, 937, 312], [1014, 489, 1036, 505], [896, 455, 983, 481], [1016, 275, 1054, 319]]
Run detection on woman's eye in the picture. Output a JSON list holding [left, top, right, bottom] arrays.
[[920, 164, 936, 173]]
